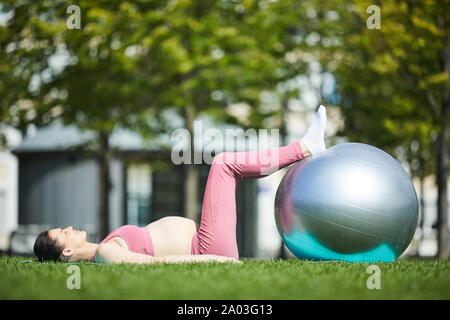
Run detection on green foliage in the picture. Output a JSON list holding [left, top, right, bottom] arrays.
[[0, 0, 311, 136], [1, 0, 446, 177], [317, 0, 449, 178]]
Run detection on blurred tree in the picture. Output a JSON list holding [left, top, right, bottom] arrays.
[[315, 0, 449, 258], [1, 0, 314, 239], [131, 0, 318, 223], [0, 1, 60, 132], [0, 0, 174, 238], [5, 0, 445, 260], [133, 0, 279, 222]]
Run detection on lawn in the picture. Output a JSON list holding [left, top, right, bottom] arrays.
[[0, 256, 449, 299]]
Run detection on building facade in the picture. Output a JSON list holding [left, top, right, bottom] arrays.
[[10, 122, 258, 257]]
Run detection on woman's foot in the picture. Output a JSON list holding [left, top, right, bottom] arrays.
[[300, 105, 327, 156]]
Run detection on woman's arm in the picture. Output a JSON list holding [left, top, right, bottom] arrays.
[[94, 243, 241, 265], [157, 254, 241, 264]]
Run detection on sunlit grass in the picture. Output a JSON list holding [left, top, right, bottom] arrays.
[[0, 256, 449, 299]]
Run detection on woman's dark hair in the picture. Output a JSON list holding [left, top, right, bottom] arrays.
[[33, 231, 63, 262]]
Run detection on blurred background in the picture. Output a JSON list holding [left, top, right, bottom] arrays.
[[0, 0, 448, 260]]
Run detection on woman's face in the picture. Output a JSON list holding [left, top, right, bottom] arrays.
[[48, 226, 87, 255]]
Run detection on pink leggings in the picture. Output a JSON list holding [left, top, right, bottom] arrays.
[[190, 141, 306, 259]]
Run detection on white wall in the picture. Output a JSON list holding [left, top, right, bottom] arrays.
[[0, 151, 18, 249], [256, 170, 287, 258]]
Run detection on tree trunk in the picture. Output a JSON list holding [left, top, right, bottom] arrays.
[[278, 97, 288, 260], [413, 168, 426, 257], [98, 130, 111, 240], [184, 105, 199, 222], [419, 169, 425, 240], [436, 31, 450, 259], [436, 108, 449, 260]]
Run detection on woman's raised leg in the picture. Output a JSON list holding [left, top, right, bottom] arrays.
[[190, 141, 307, 259], [190, 105, 327, 259]]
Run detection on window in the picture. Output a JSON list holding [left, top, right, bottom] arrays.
[[126, 164, 152, 226]]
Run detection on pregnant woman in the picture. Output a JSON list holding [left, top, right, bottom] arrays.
[[33, 106, 327, 264]]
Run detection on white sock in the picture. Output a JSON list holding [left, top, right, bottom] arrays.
[[301, 105, 327, 156]]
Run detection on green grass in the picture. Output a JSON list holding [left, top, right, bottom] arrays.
[[0, 256, 449, 299]]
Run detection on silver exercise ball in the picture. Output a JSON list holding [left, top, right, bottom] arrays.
[[274, 143, 419, 262]]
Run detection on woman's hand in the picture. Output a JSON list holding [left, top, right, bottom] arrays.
[[156, 254, 242, 264], [212, 255, 242, 264]]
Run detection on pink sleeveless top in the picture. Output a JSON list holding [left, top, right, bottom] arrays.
[[91, 225, 154, 262]]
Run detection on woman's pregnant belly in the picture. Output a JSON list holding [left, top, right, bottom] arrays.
[[145, 216, 198, 256]]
